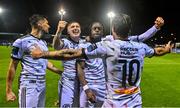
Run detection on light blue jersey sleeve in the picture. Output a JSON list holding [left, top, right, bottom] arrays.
[[142, 43, 155, 57], [11, 39, 24, 60], [128, 26, 159, 42], [103, 35, 114, 41], [59, 38, 77, 49], [84, 42, 107, 59]]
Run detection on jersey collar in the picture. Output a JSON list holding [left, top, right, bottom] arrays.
[[29, 34, 41, 40], [68, 37, 79, 44]]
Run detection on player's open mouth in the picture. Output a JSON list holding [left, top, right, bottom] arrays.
[[72, 29, 79, 35]]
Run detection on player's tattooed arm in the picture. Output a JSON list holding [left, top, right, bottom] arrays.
[[47, 61, 63, 75], [53, 21, 67, 50], [6, 59, 19, 102], [31, 45, 83, 60], [43, 49, 83, 60], [76, 60, 96, 103], [154, 41, 174, 56]]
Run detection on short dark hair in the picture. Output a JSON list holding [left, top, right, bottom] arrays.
[[67, 21, 81, 28], [29, 14, 46, 27], [89, 22, 104, 35], [112, 13, 132, 38], [90, 22, 104, 29]]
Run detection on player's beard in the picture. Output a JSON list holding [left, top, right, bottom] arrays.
[[39, 30, 49, 40]]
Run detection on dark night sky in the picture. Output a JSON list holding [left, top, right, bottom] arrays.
[[0, 0, 179, 42]]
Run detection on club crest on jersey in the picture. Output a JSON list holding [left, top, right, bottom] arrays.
[[87, 44, 97, 52]]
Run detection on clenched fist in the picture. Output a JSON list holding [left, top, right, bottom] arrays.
[[154, 17, 164, 29], [57, 21, 68, 33]]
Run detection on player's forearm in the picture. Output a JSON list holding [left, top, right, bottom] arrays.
[[78, 73, 87, 86], [154, 47, 170, 56], [6, 60, 18, 93], [41, 51, 65, 60], [47, 61, 63, 75], [77, 63, 96, 103], [47, 66, 63, 74], [6, 70, 15, 93], [130, 26, 159, 42], [77, 62, 88, 86], [41, 49, 83, 60], [138, 26, 159, 42], [52, 31, 63, 50]]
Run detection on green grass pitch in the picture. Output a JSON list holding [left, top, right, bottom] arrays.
[[0, 46, 180, 107]]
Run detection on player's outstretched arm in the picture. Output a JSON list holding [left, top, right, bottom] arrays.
[[154, 41, 174, 56], [47, 61, 63, 75], [44, 49, 83, 60], [76, 60, 96, 103], [53, 21, 67, 50], [129, 17, 164, 42], [6, 59, 19, 102], [31, 45, 83, 60]]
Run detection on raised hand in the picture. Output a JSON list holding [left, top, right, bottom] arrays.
[[154, 17, 164, 29], [56, 21, 68, 34]]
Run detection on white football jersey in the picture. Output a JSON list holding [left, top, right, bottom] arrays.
[[85, 39, 154, 99]]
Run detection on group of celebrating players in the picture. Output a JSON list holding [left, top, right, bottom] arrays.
[[6, 13, 173, 108]]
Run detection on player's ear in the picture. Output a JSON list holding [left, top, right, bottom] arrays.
[[34, 23, 40, 28], [37, 23, 42, 27], [36, 23, 43, 29]]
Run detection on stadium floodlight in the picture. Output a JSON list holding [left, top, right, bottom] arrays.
[[0, 7, 3, 14], [107, 11, 115, 35], [107, 12, 115, 18], [58, 9, 66, 20]]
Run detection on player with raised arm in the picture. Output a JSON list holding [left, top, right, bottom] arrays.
[[104, 16, 164, 42], [52, 20, 95, 108], [31, 16, 165, 107], [77, 16, 164, 108], [83, 14, 172, 107], [31, 14, 173, 108]]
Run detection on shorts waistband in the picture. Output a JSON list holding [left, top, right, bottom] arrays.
[[28, 80, 45, 83], [20, 74, 45, 80]]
